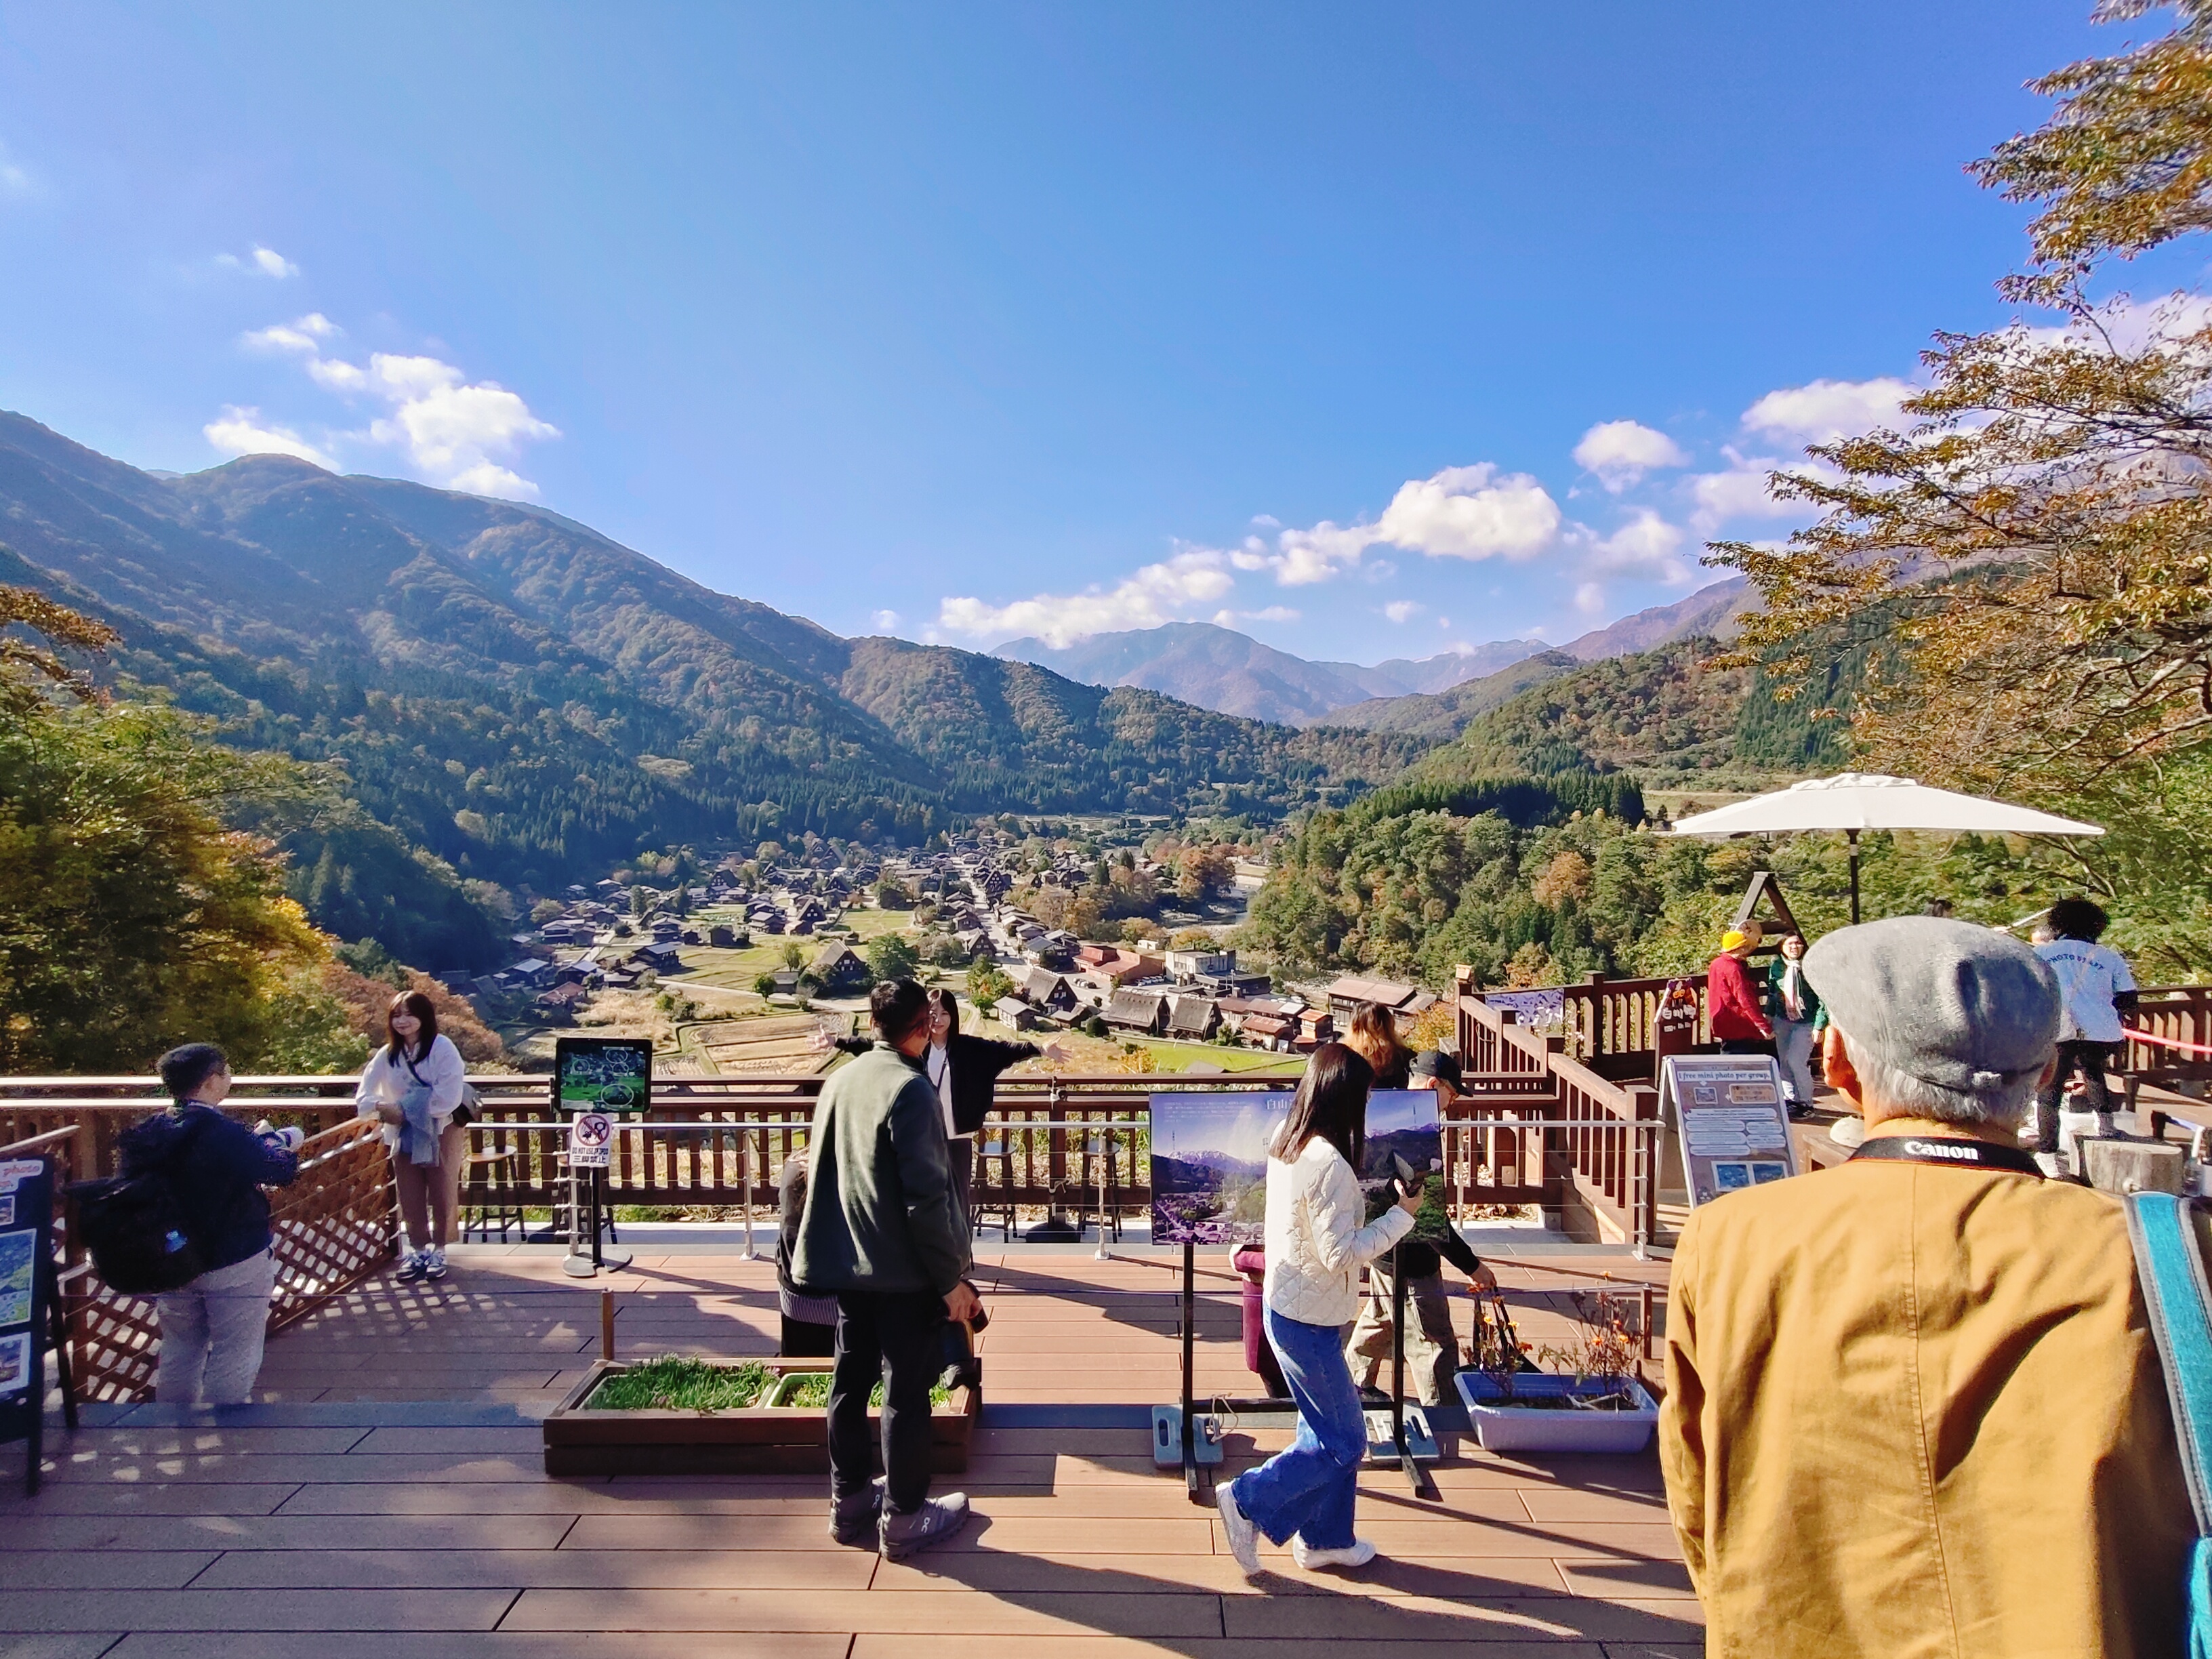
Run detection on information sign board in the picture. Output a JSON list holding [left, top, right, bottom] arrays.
[[554, 1036, 652, 1115], [0, 1154, 56, 1492], [1658, 1054, 1799, 1208]]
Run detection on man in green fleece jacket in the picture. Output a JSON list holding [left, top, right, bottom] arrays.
[[792, 977, 980, 1558]]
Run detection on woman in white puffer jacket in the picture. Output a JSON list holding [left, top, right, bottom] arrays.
[[1215, 1043, 1419, 1579]]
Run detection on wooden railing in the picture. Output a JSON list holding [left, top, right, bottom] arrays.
[[2124, 986, 2212, 1088], [1, 1112, 394, 1405]]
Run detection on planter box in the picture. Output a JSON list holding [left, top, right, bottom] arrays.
[[542, 1358, 978, 1477], [1453, 1371, 1658, 1455]]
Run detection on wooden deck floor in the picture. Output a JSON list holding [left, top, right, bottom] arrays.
[[0, 1244, 1699, 1658]]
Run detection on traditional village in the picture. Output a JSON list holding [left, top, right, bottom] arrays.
[[467, 824, 1443, 1080]]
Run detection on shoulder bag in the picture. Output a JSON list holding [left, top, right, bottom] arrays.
[[2123, 1190, 2212, 1658]]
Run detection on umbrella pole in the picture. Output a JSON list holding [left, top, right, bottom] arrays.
[[1847, 829, 1861, 925]]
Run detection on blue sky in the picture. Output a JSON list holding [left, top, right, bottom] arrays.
[[0, 3, 2186, 665]]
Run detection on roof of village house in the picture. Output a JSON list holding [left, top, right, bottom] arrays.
[[1105, 988, 1166, 1027], [1326, 974, 1422, 1008], [1166, 994, 1216, 1037], [1021, 967, 1073, 1004]]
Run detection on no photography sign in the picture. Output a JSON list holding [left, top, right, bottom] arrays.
[[569, 1111, 614, 1169]]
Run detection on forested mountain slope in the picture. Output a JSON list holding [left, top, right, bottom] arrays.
[[0, 413, 1416, 963]]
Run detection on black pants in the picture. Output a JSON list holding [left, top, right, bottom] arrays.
[[781, 1313, 836, 1357], [830, 1288, 942, 1513], [1720, 1037, 1776, 1058], [949, 1138, 975, 1233], [2037, 1041, 2116, 1153]]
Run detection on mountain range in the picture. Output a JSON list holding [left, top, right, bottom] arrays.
[[0, 411, 1421, 964], [990, 578, 1753, 726]]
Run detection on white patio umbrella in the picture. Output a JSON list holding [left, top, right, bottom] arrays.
[[1668, 772, 2104, 923]]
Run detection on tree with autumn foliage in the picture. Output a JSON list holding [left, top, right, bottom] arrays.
[[0, 585, 365, 1072], [1708, 1, 2212, 968]]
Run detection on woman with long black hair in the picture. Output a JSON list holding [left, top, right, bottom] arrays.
[[919, 987, 1065, 1226], [353, 990, 469, 1282], [1215, 1042, 1421, 1578]]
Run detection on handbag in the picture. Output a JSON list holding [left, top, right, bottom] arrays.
[[2122, 1191, 2212, 1658]]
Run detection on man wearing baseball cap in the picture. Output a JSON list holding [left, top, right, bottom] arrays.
[[1659, 918, 2193, 1658]]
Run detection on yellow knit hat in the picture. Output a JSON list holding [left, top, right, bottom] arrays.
[[1720, 928, 1748, 951]]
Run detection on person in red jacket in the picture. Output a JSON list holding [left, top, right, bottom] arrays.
[[1706, 924, 1774, 1056]]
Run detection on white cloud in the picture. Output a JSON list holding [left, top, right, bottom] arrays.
[[1689, 445, 1830, 533], [230, 321, 559, 499], [1579, 510, 1692, 583], [1572, 420, 1689, 492], [218, 245, 300, 279], [1374, 464, 1561, 561], [1574, 582, 1607, 615], [202, 406, 335, 470], [1212, 605, 1300, 627], [1742, 376, 1914, 444], [1383, 600, 1421, 623], [0, 141, 30, 197], [1258, 462, 1563, 586], [938, 548, 1235, 648], [241, 313, 338, 354], [869, 609, 901, 632], [2024, 291, 2212, 354]]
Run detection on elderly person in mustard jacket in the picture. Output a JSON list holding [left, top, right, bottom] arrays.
[[1661, 917, 2194, 1659]]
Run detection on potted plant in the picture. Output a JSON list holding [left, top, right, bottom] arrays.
[[1454, 1291, 1659, 1454]]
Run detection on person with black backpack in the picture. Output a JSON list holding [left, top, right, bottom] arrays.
[[114, 1044, 302, 1406]]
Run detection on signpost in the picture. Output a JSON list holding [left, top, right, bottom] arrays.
[[1658, 1054, 1799, 1210], [554, 1038, 649, 1277], [0, 1155, 70, 1496]]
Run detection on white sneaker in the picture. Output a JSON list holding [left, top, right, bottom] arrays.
[[1292, 1536, 1376, 1571], [424, 1248, 449, 1281], [1214, 1478, 1263, 1577]]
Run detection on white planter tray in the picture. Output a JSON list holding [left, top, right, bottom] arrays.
[[1454, 1372, 1658, 1454]]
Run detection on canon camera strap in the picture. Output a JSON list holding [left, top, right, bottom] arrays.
[[1848, 1134, 2044, 1177]]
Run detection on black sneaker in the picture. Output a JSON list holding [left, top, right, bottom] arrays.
[[880, 1492, 971, 1559], [829, 1478, 886, 1546]]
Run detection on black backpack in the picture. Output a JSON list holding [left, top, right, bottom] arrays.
[[69, 1114, 213, 1295]]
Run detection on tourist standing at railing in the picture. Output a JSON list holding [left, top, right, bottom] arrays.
[[119, 1044, 302, 1406], [919, 987, 1067, 1225], [1660, 918, 2192, 1658], [1343, 1000, 1412, 1089], [1705, 924, 1773, 1057], [1216, 1043, 1421, 1580], [1344, 1048, 1496, 1406], [2033, 895, 2139, 1178], [352, 991, 468, 1283], [775, 1149, 838, 1357], [792, 977, 980, 1559], [1762, 932, 1821, 1118]]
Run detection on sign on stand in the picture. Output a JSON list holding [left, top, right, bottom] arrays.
[[1658, 1054, 1799, 1210], [568, 1111, 613, 1169], [0, 1155, 60, 1496]]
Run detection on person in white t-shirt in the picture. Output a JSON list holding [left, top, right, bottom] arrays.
[[2032, 896, 2139, 1174]]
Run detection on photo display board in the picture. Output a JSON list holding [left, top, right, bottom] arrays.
[[0, 1155, 55, 1449], [554, 1036, 653, 1115], [1150, 1089, 1441, 1248], [1659, 1054, 1799, 1208]]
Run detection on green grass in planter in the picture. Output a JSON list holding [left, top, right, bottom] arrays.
[[778, 1372, 952, 1410], [586, 1356, 771, 1411]]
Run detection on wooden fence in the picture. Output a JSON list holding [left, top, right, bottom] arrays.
[[1, 1111, 394, 1405]]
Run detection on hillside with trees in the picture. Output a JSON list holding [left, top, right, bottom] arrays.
[[0, 414, 1417, 967]]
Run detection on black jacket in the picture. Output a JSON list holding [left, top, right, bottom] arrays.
[[117, 1103, 300, 1273], [936, 1033, 1042, 1136]]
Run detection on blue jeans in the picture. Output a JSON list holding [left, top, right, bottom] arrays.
[[1233, 1305, 1368, 1549]]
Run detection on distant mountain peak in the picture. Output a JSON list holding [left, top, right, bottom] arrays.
[[992, 621, 1545, 725]]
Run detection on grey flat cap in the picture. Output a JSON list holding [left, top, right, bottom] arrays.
[[1801, 916, 2060, 1091]]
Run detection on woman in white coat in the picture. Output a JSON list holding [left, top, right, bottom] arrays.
[[354, 990, 469, 1282], [1215, 1043, 1420, 1578]]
